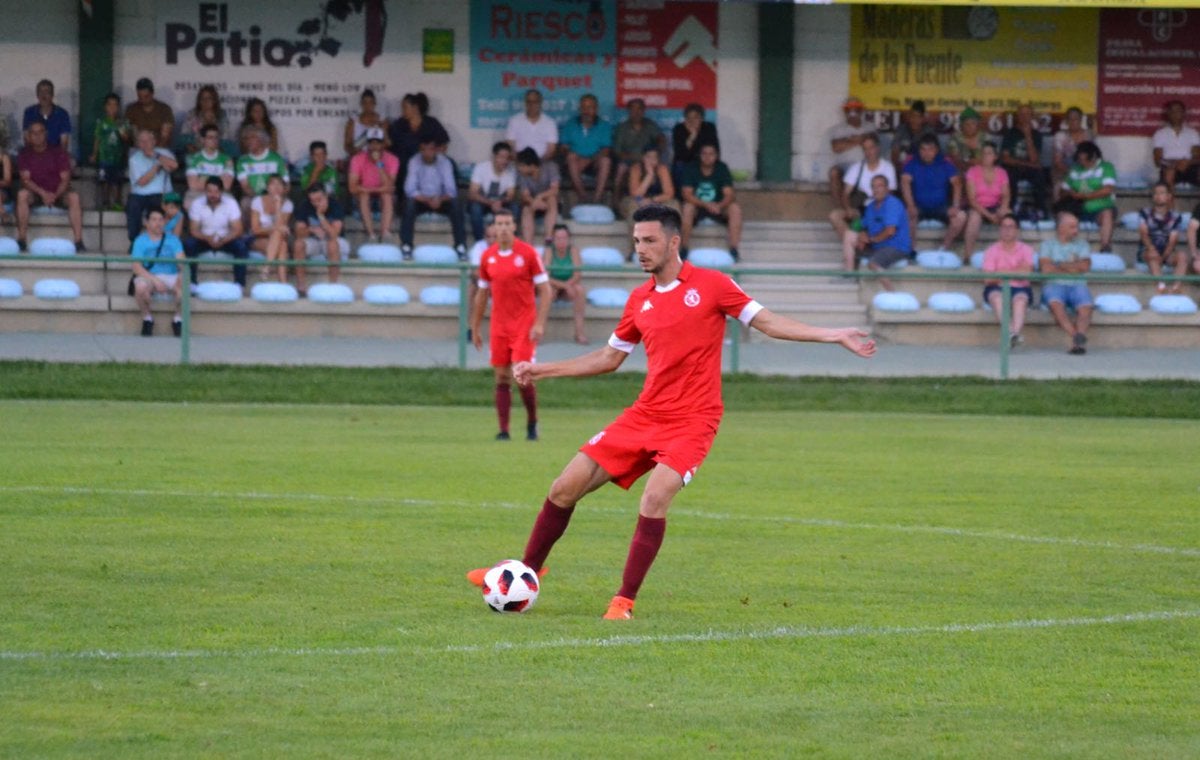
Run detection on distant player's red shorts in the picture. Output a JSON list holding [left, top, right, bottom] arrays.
[[490, 330, 536, 367], [580, 407, 719, 489]]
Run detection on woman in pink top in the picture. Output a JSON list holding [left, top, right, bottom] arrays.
[[964, 142, 1011, 262], [981, 213, 1034, 347], [348, 128, 399, 242]]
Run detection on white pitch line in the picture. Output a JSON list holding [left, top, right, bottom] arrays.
[[3, 609, 1197, 663], [4, 484, 1197, 559]]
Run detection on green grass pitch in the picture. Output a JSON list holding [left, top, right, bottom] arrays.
[[1, 399, 1198, 757]]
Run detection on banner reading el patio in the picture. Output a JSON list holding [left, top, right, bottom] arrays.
[[849, 6, 1097, 116]]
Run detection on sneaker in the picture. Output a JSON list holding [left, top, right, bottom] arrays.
[[729, 247, 740, 262], [526, 422, 538, 441], [455, 243, 468, 262], [140, 318, 154, 337], [1069, 332, 1087, 355], [172, 319, 182, 337], [602, 595, 635, 620], [1010, 333, 1023, 349], [189, 283, 200, 296], [401, 244, 414, 262], [75, 240, 87, 252], [495, 431, 511, 441], [466, 565, 548, 587], [17, 239, 27, 253]]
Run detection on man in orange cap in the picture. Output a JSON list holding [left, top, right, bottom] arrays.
[[827, 96, 874, 210]]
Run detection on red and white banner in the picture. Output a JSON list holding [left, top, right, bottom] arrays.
[[1097, 9, 1200, 136], [615, 1, 716, 110]]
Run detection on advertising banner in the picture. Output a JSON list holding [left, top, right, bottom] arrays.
[[1097, 9, 1200, 136]]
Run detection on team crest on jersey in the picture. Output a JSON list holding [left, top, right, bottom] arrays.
[[588, 430, 606, 445], [641, 299, 653, 312], [683, 288, 701, 307], [514, 255, 524, 267]]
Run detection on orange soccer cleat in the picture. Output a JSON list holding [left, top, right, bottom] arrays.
[[466, 565, 547, 587], [602, 595, 635, 620]]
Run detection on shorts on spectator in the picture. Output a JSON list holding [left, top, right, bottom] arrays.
[[864, 245, 911, 269], [916, 206, 950, 224], [983, 284, 1033, 303], [1159, 163, 1200, 185], [1136, 242, 1170, 263], [1041, 282, 1093, 310], [136, 272, 179, 299], [694, 207, 729, 225]]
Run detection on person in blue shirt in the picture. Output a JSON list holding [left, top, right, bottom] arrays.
[[559, 93, 613, 205], [22, 79, 72, 155], [901, 134, 966, 254], [845, 174, 912, 291], [129, 205, 186, 337]]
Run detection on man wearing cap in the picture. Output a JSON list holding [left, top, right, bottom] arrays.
[[827, 96, 874, 209], [946, 107, 986, 173], [348, 126, 399, 242], [125, 78, 175, 149]]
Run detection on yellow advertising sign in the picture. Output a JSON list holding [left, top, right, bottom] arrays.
[[849, 6, 1098, 115]]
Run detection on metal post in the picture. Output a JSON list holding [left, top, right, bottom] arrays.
[[457, 264, 469, 370], [998, 278, 1011, 380], [180, 256, 192, 364]]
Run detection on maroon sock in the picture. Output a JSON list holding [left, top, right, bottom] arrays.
[[518, 383, 538, 424], [617, 515, 667, 600], [495, 383, 511, 433], [522, 498, 575, 571]]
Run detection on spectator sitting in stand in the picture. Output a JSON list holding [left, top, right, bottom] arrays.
[[0, 96, 13, 155], [621, 145, 677, 221], [467, 219, 497, 307], [90, 92, 130, 211], [828, 133, 895, 238], [185, 125, 234, 208], [890, 100, 938, 167], [15, 121, 83, 252], [344, 88, 389, 157], [505, 89, 557, 162], [981, 214, 1034, 348], [515, 147, 561, 247], [185, 175, 248, 290], [22, 79, 72, 154], [543, 223, 588, 345], [1056, 140, 1116, 253], [1138, 182, 1186, 294], [389, 92, 450, 190], [844, 174, 911, 291], [1152, 99, 1200, 188], [1001, 103, 1050, 220], [292, 183, 345, 294], [1185, 202, 1200, 291], [611, 98, 666, 207], [249, 174, 293, 284], [235, 126, 289, 219], [679, 143, 743, 261], [900, 134, 966, 253], [124, 78, 174, 149], [299, 140, 339, 197], [964, 141, 1011, 261], [126, 128, 178, 245], [162, 191, 186, 239], [945, 107, 985, 174], [467, 141, 519, 243], [402, 137, 466, 260], [348, 127, 398, 242], [237, 97, 280, 155], [1039, 211, 1094, 355], [671, 103, 719, 190], [1052, 106, 1093, 202], [827, 96, 873, 210], [559, 93, 613, 205], [178, 84, 228, 155], [129, 204, 185, 337]]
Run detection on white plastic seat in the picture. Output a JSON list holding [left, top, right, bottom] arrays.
[[363, 284, 411, 305], [1149, 294, 1198, 315], [587, 287, 630, 308], [1120, 211, 1142, 230], [927, 291, 975, 312], [1088, 253, 1126, 272], [304, 237, 351, 260], [579, 247, 624, 267], [916, 218, 946, 230], [195, 281, 242, 302], [419, 285, 460, 306], [1036, 219, 1056, 231], [688, 248, 735, 268], [915, 250, 961, 269], [251, 282, 299, 302], [33, 278, 81, 299], [570, 204, 616, 224], [0, 237, 20, 255], [0, 278, 24, 298], [196, 250, 233, 261], [307, 283, 355, 303], [1094, 293, 1142, 314], [29, 238, 76, 257], [412, 244, 459, 265], [1078, 220, 1099, 232], [357, 243, 403, 263], [31, 206, 67, 217], [872, 291, 920, 312], [969, 250, 986, 270], [247, 251, 267, 261]]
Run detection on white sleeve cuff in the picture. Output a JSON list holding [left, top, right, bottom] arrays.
[[738, 300, 764, 326], [608, 333, 636, 353], [533, 273, 549, 285], [477, 280, 490, 290]]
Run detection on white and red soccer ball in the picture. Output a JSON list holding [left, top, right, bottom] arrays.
[[481, 559, 540, 613]]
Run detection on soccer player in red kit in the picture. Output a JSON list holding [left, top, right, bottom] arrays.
[[469, 208, 552, 440], [467, 203, 876, 619]]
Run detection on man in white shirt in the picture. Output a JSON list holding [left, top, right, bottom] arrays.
[[505, 89, 558, 161], [467, 141, 518, 242], [1152, 100, 1200, 187], [185, 176, 248, 288], [827, 96, 874, 208]]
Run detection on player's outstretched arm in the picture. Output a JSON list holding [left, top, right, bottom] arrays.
[[750, 308, 876, 358], [513, 345, 628, 386]]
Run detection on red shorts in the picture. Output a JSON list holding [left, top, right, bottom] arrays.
[[489, 329, 536, 367], [580, 407, 719, 490]]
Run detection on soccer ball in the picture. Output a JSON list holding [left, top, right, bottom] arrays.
[[481, 559, 540, 613]]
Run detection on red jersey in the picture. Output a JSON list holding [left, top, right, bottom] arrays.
[[478, 240, 548, 337], [610, 261, 761, 422]]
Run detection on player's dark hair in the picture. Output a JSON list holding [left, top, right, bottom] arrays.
[[632, 203, 682, 236], [516, 147, 541, 166]]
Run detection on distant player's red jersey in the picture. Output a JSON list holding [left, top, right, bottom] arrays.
[[478, 240, 548, 337], [610, 261, 762, 422]]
